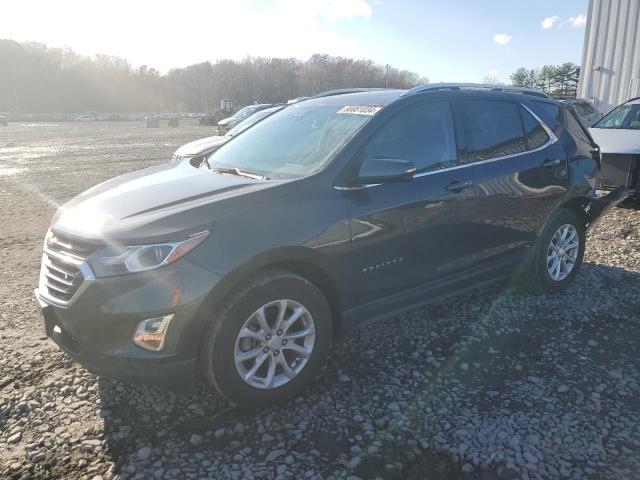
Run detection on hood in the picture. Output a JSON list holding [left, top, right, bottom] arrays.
[[173, 135, 229, 157], [218, 116, 241, 127], [52, 161, 291, 244], [588, 128, 640, 155]]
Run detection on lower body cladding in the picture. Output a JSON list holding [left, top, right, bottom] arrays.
[[35, 258, 221, 390]]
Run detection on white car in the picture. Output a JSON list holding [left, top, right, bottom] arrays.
[[589, 97, 640, 194], [172, 106, 283, 163]]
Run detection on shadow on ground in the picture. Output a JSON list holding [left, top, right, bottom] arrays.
[[85, 262, 640, 479]]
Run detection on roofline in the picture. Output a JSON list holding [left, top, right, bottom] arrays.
[[401, 83, 549, 99], [311, 88, 395, 99]]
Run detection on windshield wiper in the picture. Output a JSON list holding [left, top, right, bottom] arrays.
[[210, 166, 267, 180]]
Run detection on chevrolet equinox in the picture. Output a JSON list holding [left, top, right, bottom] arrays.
[[36, 84, 627, 407]]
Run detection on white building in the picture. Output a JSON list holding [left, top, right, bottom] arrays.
[[577, 0, 640, 115]]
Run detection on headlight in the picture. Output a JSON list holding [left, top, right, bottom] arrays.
[[88, 231, 209, 277]]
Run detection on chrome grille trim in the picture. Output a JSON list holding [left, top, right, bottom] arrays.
[[38, 235, 96, 306]]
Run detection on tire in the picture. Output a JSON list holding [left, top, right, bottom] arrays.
[[523, 208, 586, 293], [202, 270, 332, 408]]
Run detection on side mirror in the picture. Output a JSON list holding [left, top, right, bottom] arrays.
[[355, 158, 416, 184]]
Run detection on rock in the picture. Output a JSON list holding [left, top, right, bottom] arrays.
[[557, 385, 570, 393], [8, 432, 22, 444], [609, 370, 624, 380], [338, 373, 351, 382], [388, 402, 400, 412], [190, 434, 203, 446], [462, 463, 474, 473], [137, 446, 152, 461], [266, 449, 286, 462]]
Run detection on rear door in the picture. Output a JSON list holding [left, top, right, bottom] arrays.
[[452, 98, 568, 266]]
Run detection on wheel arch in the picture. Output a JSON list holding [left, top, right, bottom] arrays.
[[199, 246, 347, 338], [558, 195, 591, 225]]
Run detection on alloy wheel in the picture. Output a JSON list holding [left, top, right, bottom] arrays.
[[234, 299, 316, 389], [546, 224, 580, 281]]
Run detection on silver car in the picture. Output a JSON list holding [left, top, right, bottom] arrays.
[[589, 97, 640, 194], [172, 106, 284, 164], [562, 99, 601, 127]]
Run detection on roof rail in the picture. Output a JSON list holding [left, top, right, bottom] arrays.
[[402, 83, 549, 99], [627, 96, 640, 103], [312, 88, 392, 99]]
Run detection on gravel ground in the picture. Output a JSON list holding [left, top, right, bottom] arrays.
[[1, 121, 640, 480]]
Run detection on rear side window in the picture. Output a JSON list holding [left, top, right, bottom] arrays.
[[520, 106, 549, 150], [363, 101, 457, 172], [458, 100, 526, 163]]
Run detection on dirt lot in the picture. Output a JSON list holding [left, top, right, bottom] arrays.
[[1, 121, 640, 480]]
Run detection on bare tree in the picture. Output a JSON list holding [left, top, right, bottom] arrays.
[[0, 40, 428, 113]]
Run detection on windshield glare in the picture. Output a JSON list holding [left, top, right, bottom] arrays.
[[208, 103, 375, 178], [594, 104, 640, 129]]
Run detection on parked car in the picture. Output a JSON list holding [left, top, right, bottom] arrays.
[[36, 84, 627, 408], [217, 104, 273, 133], [74, 114, 96, 122], [588, 97, 640, 195], [172, 106, 284, 164], [0, 113, 7, 126], [287, 96, 310, 104], [559, 98, 601, 127]]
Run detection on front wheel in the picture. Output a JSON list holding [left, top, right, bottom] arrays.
[[202, 270, 332, 408], [523, 209, 586, 293]]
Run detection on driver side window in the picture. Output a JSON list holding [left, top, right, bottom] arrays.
[[363, 101, 458, 172]]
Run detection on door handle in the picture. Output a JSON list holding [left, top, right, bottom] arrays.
[[445, 180, 473, 192], [542, 158, 561, 168]]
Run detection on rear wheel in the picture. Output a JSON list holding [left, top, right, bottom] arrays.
[[523, 209, 586, 293], [202, 270, 332, 408]]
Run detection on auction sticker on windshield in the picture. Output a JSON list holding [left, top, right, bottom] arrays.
[[337, 105, 382, 116]]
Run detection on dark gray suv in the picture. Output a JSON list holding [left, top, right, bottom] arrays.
[[36, 84, 627, 407]]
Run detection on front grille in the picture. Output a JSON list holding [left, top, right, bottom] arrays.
[[599, 154, 640, 190], [41, 253, 85, 302], [39, 232, 95, 304]]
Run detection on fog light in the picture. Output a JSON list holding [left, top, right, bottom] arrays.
[[132, 315, 174, 351]]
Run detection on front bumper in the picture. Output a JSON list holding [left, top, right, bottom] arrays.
[[35, 258, 221, 390]]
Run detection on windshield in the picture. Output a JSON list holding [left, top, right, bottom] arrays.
[[232, 106, 259, 120], [593, 103, 640, 129], [207, 102, 377, 178], [226, 107, 281, 137]]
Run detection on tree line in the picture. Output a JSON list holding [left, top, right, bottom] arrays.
[[509, 63, 580, 97], [0, 40, 426, 113]]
